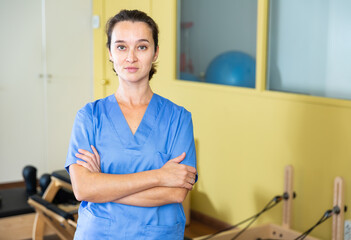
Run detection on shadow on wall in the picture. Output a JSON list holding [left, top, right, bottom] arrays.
[[191, 139, 219, 218], [191, 188, 218, 217]]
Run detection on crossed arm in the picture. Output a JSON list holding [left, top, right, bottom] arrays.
[[69, 146, 197, 207]]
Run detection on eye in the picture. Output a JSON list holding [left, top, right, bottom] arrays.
[[117, 45, 126, 50], [138, 45, 147, 50]]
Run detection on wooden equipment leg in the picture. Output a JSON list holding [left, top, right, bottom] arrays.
[[32, 179, 59, 240], [332, 177, 345, 240], [32, 213, 45, 240], [31, 175, 76, 240], [29, 198, 75, 240], [282, 165, 294, 229]]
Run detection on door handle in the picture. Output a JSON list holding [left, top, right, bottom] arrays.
[[101, 79, 109, 85]]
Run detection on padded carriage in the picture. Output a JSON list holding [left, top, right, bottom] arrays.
[[28, 170, 79, 240]]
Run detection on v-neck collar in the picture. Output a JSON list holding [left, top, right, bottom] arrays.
[[105, 93, 162, 148]]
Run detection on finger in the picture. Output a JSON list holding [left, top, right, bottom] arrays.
[[191, 177, 196, 184], [169, 152, 186, 163], [91, 145, 98, 156], [187, 172, 196, 179], [187, 177, 195, 185], [186, 166, 197, 174], [75, 153, 94, 164], [184, 183, 193, 190], [78, 149, 96, 159], [85, 146, 101, 172], [76, 154, 99, 171], [76, 160, 94, 172], [91, 145, 100, 165], [77, 150, 97, 168], [77, 159, 99, 173]]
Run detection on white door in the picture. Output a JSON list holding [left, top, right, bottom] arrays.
[[0, 0, 93, 182], [0, 0, 45, 182], [45, 0, 93, 172]]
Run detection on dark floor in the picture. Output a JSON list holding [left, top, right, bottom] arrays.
[[23, 235, 60, 240]]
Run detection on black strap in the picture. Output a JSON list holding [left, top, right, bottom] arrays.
[[52, 170, 71, 184], [30, 194, 74, 220]]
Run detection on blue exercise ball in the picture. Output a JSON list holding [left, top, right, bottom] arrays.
[[205, 51, 256, 88], [179, 72, 201, 82]]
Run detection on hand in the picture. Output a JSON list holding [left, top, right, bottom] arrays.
[[75, 145, 101, 173], [158, 152, 197, 190]]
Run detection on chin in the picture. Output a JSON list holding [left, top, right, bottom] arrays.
[[119, 76, 149, 84]]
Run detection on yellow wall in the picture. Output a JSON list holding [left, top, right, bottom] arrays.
[[93, 0, 351, 238]]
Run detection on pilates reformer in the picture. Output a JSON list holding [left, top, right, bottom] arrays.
[[27, 170, 79, 240], [195, 166, 346, 240]]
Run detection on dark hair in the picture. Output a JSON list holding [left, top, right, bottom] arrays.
[[106, 9, 159, 80]]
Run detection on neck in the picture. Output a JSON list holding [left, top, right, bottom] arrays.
[[115, 81, 153, 106]]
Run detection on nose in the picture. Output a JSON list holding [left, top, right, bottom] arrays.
[[126, 49, 137, 63]]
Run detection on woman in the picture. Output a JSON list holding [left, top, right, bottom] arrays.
[[65, 9, 197, 239]]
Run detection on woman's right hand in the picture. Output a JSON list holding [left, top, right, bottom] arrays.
[[75, 145, 101, 173], [158, 152, 197, 190]]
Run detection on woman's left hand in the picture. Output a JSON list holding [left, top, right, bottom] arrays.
[[75, 145, 101, 173]]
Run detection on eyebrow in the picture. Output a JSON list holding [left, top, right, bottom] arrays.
[[114, 39, 150, 44]]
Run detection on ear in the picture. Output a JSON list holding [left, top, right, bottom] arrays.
[[108, 50, 113, 62], [153, 46, 159, 62]]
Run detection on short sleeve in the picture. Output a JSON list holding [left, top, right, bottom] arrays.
[[170, 109, 197, 181], [65, 108, 94, 173]]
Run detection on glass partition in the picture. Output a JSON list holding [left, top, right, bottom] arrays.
[[177, 0, 258, 88], [267, 0, 351, 100]]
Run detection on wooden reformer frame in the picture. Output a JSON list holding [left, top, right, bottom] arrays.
[[28, 171, 78, 240]]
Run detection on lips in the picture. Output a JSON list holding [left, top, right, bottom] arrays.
[[125, 67, 138, 73]]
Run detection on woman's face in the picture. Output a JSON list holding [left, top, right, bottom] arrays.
[[109, 21, 159, 84]]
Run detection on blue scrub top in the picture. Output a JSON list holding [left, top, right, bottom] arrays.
[[65, 93, 197, 240]]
